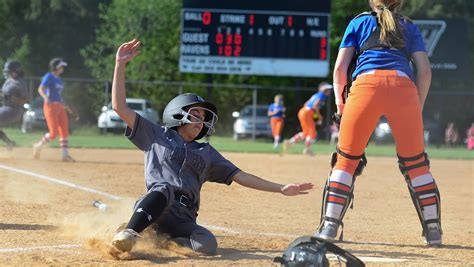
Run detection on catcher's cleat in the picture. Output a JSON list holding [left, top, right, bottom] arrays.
[[33, 142, 42, 159], [62, 155, 76, 162], [425, 226, 442, 246], [314, 222, 338, 242], [112, 229, 140, 252]]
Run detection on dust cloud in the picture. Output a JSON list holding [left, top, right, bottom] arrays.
[[57, 198, 198, 260]]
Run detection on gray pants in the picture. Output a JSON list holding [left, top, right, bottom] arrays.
[[154, 211, 217, 255], [135, 186, 218, 255], [0, 105, 23, 126]]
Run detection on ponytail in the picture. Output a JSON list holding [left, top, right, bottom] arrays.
[[373, 0, 405, 49]]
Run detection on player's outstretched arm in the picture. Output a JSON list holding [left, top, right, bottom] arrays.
[[112, 38, 141, 128], [232, 170, 314, 196]]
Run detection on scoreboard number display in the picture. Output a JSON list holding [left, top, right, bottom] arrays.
[[180, 0, 331, 77]]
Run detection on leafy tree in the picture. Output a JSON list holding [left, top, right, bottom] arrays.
[[0, 0, 103, 76]]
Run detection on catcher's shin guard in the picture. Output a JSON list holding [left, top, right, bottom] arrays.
[[316, 149, 368, 241], [398, 152, 442, 238]]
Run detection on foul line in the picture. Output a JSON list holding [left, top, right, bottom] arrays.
[[0, 244, 81, 253], [0, 164, 122, 201], [0, 163, 407, 263]]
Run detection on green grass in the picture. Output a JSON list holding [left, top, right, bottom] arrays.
[[2, 127, 134, 149], [2, 127, 473, 159]]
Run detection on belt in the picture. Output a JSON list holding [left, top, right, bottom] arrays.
[[357, 69, 409, 78], [174, 192, 197, 210]]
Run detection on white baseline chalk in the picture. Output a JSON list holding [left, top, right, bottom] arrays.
[[0, 163, 121, 201]]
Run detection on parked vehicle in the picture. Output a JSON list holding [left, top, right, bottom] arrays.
[[21, 97, 47, 133], [232, 104, 272, 140], [98, 98, 159, 133], [373, 116, 442, 145]]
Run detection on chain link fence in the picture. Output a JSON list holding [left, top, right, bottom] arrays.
[[21, 76, 474, 145]]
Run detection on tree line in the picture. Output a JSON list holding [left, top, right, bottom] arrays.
[[1, 0, 472, 133]]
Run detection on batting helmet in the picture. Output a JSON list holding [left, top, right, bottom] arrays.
[[3, 60, 23, 78], [162, 93, 218, 140], [274, 236, 365, 267]]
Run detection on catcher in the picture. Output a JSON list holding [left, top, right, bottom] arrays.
[[315, 0, 442, 246], [110, 38, 314, 255]]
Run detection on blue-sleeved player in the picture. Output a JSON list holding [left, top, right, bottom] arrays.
[[110, 39, 314, 255]]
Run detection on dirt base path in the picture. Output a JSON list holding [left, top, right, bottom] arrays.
[[0, 147, 472, 266]]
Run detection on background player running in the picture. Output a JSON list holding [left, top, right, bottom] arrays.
[[314, 0, 442, 246], [283, 82, 333, 156], [110, 39, 314, 255]]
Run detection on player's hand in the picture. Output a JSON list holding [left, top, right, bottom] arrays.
[[116, 38, 141, 64], [281, 182, 314, 196]]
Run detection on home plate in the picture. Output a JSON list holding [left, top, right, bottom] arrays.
[[328, 254, 407, 263]]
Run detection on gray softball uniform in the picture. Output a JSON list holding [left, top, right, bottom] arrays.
[[126, 114, 240, 254], [0, 78, 27, 125]]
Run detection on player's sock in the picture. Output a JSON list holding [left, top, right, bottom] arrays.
[[60, 139, 69, 157], [324, 170, 353, 223], [36, 133, 51, 147], [290, 132, 304, 144], [126, 191, 168, 233], [274, 136, 280, 148]]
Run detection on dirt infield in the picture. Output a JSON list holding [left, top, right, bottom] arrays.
[[0, 147, 473, 266]]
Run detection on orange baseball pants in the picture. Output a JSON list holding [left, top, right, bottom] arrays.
[[298, 107, 317, 139], [270, 117, 284, 138], [43, 102, 69, 140], [336, 70, 429, 179]]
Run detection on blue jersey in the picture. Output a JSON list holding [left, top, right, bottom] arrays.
[[40, 72, 64, 102], [268, 103, 285, 119], [305, 92, 328, 110], [340, 14, 426, 81]]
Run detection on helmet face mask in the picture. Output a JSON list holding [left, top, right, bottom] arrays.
[[180, 106, 218, 137], [163, 93, 218, 140]]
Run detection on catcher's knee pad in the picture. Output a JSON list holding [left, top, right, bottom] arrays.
[[331, 147, 368, 177], [398, 152, 442, 236]]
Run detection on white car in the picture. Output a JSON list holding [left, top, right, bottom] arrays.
[[98, 98, 159, 133], [232, 104, 272, 140]]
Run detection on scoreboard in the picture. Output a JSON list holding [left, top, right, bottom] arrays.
[[179, 0, 331, 77]]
